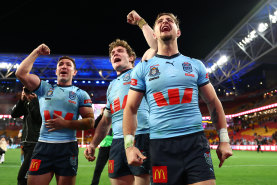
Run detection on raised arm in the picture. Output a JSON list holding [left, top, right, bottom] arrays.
[[127, 10, 157, 61], [123, 89, 145, 166], [15, 44, 50, 91], [199, 83, 233, 167]]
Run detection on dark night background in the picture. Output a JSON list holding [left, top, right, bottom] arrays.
[[0, 0, 260, 59]]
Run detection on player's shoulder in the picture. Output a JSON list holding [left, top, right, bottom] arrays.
[[73, 85, 88, 95]]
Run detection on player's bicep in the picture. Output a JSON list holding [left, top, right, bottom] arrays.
[[126, 89, 144, 113], [20, 74, 40, 92], [79, 106, 94, 119]]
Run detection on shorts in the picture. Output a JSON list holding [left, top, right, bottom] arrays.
[[108, 133, 150, 178], [150, 132, 215, 185], [28, 141, 78, 176]]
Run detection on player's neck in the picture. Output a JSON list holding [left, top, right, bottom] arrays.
[[117, 68, 132, 76], [57, 80, 72, 86], [157, 41, 179, 56], [117, 67, 132, 76]]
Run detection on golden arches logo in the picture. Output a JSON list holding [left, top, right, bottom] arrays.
[[108, 160, 114, 173], [29, 159, 41, 171], [154, 169, 166, 180], [152, 166, 167, 183]]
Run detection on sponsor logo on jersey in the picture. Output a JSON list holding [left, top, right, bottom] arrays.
[[47, 88, 54, 97], [29, 159, 41, 171], [123, 73, 131, 81], [166, 61, 175, 66], [68, 100, 76, 104], [206, 73, 209, 79], [185, 73, 195, 77], [152, 166, 168, 183], [108, 160, 114, 173], [84, 99, 92, 104], [182, 62, 192, 73], [123, 81, 131, 85], [204, 151, 213, 166], [131, 79, 137, 86], [149, 66, 160, 77], [69, 91, 76, 100]]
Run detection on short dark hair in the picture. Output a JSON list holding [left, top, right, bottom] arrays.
[[57, 56, 76, 70], [154, 13, 180, 29]]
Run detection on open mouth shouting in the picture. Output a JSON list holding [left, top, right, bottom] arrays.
[[161, 25, 171, 32]]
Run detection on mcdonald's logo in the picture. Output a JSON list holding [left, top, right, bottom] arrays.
[[152, 166, 167, 183], [108, 160, 114, 174], [29, 159, 41, 171]]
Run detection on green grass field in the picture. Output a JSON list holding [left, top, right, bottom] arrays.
[[0, 148, 276, 185]]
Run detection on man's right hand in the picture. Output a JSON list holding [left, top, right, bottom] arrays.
[[127, 10, 142, 25], [125, 146, 146, 166], [84, 144, 96, 162], [34, 43, 50, 56]]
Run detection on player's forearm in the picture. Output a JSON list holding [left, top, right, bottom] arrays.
[[207, 98, 227, 130], [66, 117, 94, 130], [90, 119, 111, 149], [123, 107, 137, 136], [141, 24, 157, 51], [207, 98, 230, 143]]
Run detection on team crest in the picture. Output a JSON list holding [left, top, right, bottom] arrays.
[[204, 152, 213, 166], [182, 62, 192, 73], [149, 66, 160, 77], [69, 91, 76, 100], [123, 73, 130, 81], [46, 88, 54, 97]]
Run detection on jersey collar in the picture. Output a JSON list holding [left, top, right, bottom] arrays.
[[117, 68, 132, 78], [155, 53, 181, 59]]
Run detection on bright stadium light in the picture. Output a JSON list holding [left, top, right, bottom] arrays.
[[216, 55, 228, 66], [269, 10, 277, 24], [257, 22, 268, 32], [238, 30, 257, 48]]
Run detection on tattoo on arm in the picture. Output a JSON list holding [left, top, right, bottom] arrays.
[[211, 108, 218, 125]]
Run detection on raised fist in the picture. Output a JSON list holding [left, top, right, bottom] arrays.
[[127, 10, 142, 25], [35, 43, 50, 56]]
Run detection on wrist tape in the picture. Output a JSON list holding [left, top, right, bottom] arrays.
[[124, 135, 135, 149], [218, 128, 230, 143], [137, 18, 147, 29]]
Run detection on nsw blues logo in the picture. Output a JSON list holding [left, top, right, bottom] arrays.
[[182, 62, 192, 73], [70, 156, 77, 167], [204, 152, 213, 166], [46, 88, 54, 97], [123, 73, 130, 81], [149, 66, 160, 77], [69, 91, 76, 100]]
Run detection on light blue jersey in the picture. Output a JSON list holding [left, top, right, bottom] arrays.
[[130, 53, 209, 139], [34, 80, 92, 142], [106, 68, 149, 139]]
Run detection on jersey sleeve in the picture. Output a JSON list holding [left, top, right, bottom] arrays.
[[34, 80, 50, 97], [77, 89, 92, 107], [130, 62, 146, 92], [105, 82, 113, 111], [196, 59, 210, 87]]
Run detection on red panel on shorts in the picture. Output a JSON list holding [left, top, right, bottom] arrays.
[[108, 160, 114, 173], [29, 159, 42, 171], [152, 166, 168, 183]]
